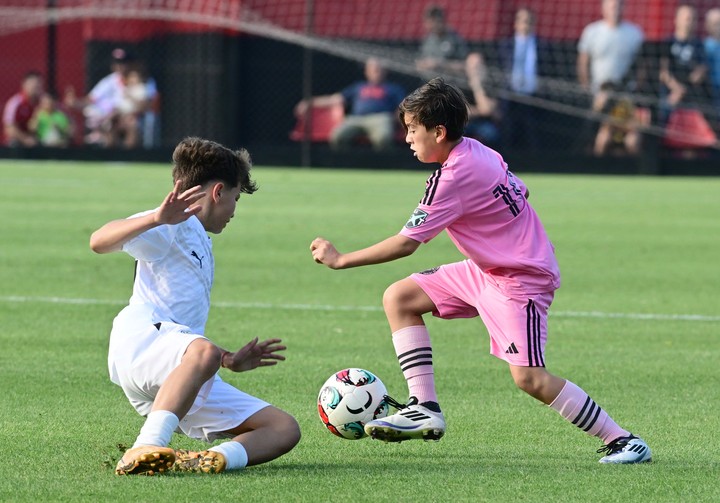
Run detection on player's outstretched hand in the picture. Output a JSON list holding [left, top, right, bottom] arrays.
[[155, 180, 206, 225], [223, 338, 286, 373], [310, 237, 342, 269]]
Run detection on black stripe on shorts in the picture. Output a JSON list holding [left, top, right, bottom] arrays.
[[526, 300, 545, 367]]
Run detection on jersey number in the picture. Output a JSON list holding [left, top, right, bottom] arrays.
[[493, 184, 520, 217]]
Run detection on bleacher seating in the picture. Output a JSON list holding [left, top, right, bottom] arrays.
[[662, 108, 718, 150], [290, 103, 344, 142]]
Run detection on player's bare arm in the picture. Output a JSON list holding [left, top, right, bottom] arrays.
[[89, 181, 206, 254], [310, 234, 420, 269], [220, 338, 287, 372]]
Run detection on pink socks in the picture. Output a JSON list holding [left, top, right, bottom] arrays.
[[550, 380, 629, 444], [392, 325, 438, 404]]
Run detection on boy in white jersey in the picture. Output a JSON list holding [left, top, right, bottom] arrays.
[[91, 137, 300, 475], [310, 78, 651, 464]]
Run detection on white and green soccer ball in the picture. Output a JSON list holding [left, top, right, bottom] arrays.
[[317, 368, 390, 440]]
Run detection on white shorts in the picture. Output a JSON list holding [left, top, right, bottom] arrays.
[[178, 376, 270, 443], [108, 304, 270, 443]]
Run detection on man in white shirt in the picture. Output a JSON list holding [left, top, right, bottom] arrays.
[[577, 0, 644, 94], [65, 48, 157, 148]]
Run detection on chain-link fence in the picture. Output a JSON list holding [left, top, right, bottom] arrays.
[[1, 0, 719, 170]]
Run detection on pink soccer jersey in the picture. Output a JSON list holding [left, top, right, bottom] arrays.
[[400, 137, 561, 296]]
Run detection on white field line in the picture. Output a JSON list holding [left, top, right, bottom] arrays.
[[1, 295, 719, 323]]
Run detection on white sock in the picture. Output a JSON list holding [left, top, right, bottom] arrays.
[[132, 410, 179, 448], [209, 441, 249, 471]]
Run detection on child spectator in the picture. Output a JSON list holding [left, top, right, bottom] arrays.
[[116, 68, 149, 116], [592, 81, 641, 156], [29, 93, 73, 147]]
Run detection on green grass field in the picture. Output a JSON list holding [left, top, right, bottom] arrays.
[[0, 160, 718, 502]]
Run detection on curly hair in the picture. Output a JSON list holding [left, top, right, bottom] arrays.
[[171, 137, 258, 194], [398, 77, 468, 141]]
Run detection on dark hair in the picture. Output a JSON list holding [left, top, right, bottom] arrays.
[[424, 4, 445, 20], [171, 137, 258, 195], [398, 77, 468, 141], [599, 80, 620, 92]]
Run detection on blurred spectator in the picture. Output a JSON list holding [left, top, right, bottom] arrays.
[[498, 7, 549, 150], [3, 71, 43, 147], [64, 48, 158, 148], [659, 4, 708, 124], [294, 58, 405, 151], [577, 0, 644, 95], [416, 4, 468, 76], [592, 81, 641, 156], [119, 65, 160, 148], [28, 93, 73, 147], [117, 68, 148, 116], [464, 52, 501, 148], [703, 8, 720, 128]]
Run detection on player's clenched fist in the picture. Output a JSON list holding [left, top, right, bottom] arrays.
[[310, 237, 342, 269]]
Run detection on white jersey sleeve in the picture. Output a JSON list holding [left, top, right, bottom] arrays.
[[121, 210, 178, 262]]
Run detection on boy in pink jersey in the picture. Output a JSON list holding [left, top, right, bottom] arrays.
[[310, 78, 651, 463]]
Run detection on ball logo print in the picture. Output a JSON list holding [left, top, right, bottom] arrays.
[[345, 391, 373, 414], [317, 368, 389, 440], [336, 368, 373, 386]]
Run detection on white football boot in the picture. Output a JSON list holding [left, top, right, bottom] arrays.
[[365, 397, 445, 442], [598, 435, 652, 464]]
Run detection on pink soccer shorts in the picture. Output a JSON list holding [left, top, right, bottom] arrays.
[[410, 259, 555, 367]]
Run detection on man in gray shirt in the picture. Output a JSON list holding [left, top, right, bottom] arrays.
[[416, 5, 469, 76]]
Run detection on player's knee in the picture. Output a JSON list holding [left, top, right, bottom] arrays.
[[281, 413, 302, 451], [269, 409, 301, 453], [184, 339, 222, 376], [512, 369, 545, 398], [383, 279, 431, 321], [382, 281, 408, 314]]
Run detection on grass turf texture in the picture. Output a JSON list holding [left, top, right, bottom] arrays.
[[0, 160, 718, 502]]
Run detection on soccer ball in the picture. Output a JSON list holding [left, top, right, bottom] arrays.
[[317, 368, 390, 440]]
